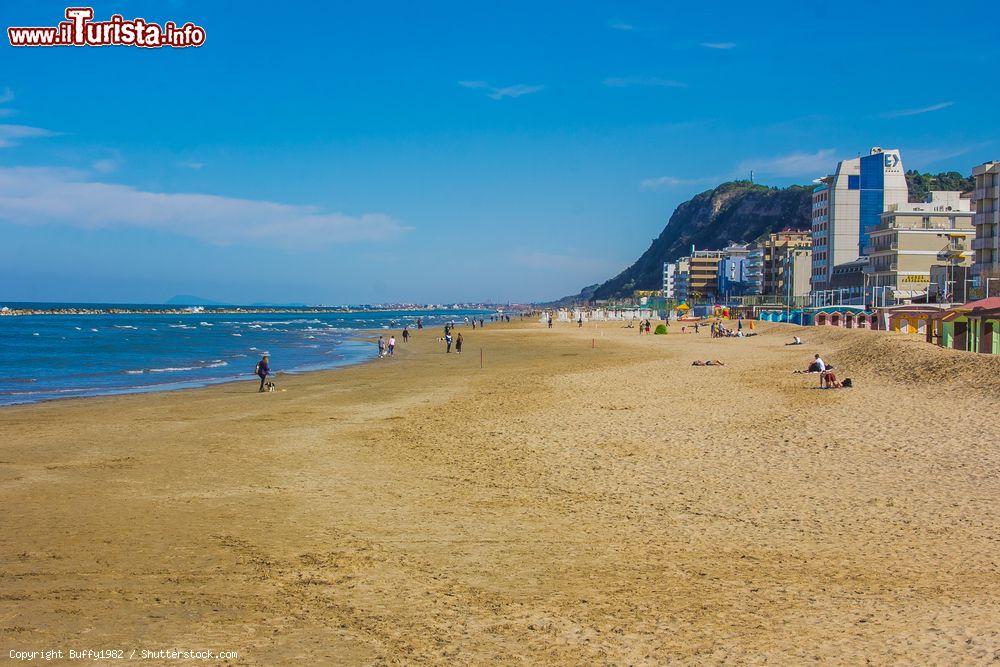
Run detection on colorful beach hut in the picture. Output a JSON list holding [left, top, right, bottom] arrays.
[[935, 298, 1000, 354]]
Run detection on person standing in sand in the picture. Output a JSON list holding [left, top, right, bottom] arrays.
[[254, 354, 270, 392], [402, 327, 409, 342], [388, 335, 396, 356], [445, 332, 453, 353], [456, 332, 463, 354]]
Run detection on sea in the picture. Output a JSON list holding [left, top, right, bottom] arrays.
[[0, 304, 492, 406]]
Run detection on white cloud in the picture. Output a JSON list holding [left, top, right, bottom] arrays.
[[0, 124, 55, 148], [178, 161, 205, 170], [0, 166, 410, 248], [880, 101, 954, 119], [701, 42, 735, 50], [640, 175, 719, 190], [458, 80, 545, 100], [608, 20, 635, 31], [603, 76, 686, 88], [737, 148, 838, 178]]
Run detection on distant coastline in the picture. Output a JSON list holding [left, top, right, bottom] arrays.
[[1, 303, 508, 317]]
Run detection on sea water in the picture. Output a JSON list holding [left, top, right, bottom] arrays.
[[0, 306, 489, 406]]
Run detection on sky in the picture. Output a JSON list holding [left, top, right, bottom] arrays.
[[1, 0, 998, 304]]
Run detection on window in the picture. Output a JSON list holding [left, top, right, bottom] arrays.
[[848, 175, 860, 190]]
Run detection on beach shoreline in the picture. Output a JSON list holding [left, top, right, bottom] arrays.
[[1, 320, 998, 664]]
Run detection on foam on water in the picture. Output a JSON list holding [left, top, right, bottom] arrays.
[[1, 307, 488, 406]]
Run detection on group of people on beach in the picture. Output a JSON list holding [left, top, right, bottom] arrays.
[[442, 322, 464, 353], [793, 353, 851, 388]]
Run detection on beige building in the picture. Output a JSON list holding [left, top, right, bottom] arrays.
[[866, 191, 974, 299], [781, 247, 813, 298], [972, 161, 1000, 287], [760, 229, 812, 297]]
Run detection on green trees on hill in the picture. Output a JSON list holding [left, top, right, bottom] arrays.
[[905, 170, 974, 202]]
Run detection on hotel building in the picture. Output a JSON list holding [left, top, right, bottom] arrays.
[[811, 147, 909, 291], [972, 161, 1000, 288], [866, 191, 974, 300], [687, 250, 724, 301]]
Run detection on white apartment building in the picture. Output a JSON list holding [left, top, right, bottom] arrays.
[[811, 147, 909, 292], [662, 262, 676, 298]]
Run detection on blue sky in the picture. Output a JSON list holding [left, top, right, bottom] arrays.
[[1, 0, 997, 304]]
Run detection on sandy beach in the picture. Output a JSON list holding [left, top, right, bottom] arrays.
[[2, 320, 998, 664]]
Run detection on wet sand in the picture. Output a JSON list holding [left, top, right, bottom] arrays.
[[2, 320, 998, 664]]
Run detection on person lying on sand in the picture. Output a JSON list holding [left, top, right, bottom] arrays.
[[692, 359, 725, 366], [820, 370, 852, 389]]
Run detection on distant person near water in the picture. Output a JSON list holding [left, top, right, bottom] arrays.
[[377, 335, 386, 358], [254, 354, 270, 392]]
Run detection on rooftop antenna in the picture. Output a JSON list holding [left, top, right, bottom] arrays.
[[749, 169, 754, 183]]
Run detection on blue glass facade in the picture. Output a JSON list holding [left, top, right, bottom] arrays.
[[858, 153, 886, 255]]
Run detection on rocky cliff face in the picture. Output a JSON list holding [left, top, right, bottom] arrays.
[[585, 181, 813, 301]]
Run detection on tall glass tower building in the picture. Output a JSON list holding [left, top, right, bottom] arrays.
[[810, 148, 908, 291]]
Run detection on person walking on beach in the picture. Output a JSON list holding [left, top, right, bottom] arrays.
[[548, 315, 553, 328], [455, 332, 463, 354], [445, 332, 453, 353], [255, 354, 270, 392], [377, 335, 386, 358], [402, 327, 409, 342], [388, 335, 396, 356], [416, 318, 423, 330], [578, 316, 583, 328]]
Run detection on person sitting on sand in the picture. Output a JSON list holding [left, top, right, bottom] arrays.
[[785, 336, 802, 346]]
